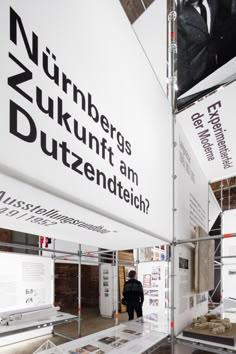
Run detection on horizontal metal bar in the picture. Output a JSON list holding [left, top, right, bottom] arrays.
[[213, 184, 236, 193], [215, 255, 236, 259], [55, 255, 114, 261], [0, 241, 123, 259], [53, 331, 77, 341], [176, 233, 236, 245], [0, 241, 81, 256], [80, 249, 114, 256]]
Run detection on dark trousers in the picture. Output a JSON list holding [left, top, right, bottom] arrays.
[[127, 302, 143, 320]]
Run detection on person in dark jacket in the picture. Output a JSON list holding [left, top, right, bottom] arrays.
[[123, 270, 144, 320]]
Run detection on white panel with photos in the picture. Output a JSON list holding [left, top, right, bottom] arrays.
[[100, 263, 114, 318], [0, 252, 53, 314], [138, 261, 167, 330]]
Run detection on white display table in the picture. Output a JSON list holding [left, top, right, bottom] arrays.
[[177, 301, 236, 354], [0, 312, 78, 337], [38, 316, 168, 354]]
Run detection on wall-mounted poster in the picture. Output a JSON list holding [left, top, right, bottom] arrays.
[[100, 264, 114, 317], [138, 262, 166, 323], [0, 252, 53, 313], [143, 274, 152, 289], [139, 246, 167, 262]]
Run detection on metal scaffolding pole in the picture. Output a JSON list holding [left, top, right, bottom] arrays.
[[215, 255, 236, 260], [52, 239, 56, 307], [220, 181, 224, 303], [175, 233, 236, 245], [168, 0, 177, 351], [78, 244, 82, 337], [115, 251, 119, 326], [140, 0, 146, 10]]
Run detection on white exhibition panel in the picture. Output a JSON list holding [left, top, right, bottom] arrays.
[[0, 252, 53, 314], [223, 209, 236, 236], [174, 246, 208, 335], [208, 186, 221, 231], [138, 262, 168, 332], [133, 0, 167, 94], [99, 264, 114, 318], [222, 217, 236, 299], [175, 122, 208, 240], [174, 122, 209, 334], [178, 81, 236, 182], [0, 172, 166, 250], [0, 0, 172, 244]]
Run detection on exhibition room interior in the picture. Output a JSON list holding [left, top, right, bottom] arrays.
[[1, 0, 236, 354]]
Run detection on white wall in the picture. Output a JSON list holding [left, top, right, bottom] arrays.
[[222, 213, 236, 299], [174, 121, 209, 334]]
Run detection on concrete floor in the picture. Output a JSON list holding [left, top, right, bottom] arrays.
[[0, 308, 213, 354]]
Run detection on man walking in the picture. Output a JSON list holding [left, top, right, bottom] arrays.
[[123, 270, 144, 321]]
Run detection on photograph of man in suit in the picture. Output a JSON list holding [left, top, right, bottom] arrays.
[[177, 0, 236, 100], [177, 0, 218, 96]]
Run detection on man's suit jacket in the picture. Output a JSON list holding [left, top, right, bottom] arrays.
[[177, 0, 218, 96], [215, 0, 236, 66]]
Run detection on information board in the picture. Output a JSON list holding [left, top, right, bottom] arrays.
[[0, 252, 53, 313]]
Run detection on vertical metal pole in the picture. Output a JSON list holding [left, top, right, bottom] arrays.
[[53, 239, 56, 306], [78, 244, 82, 337], [140, 0, 146, 10], [208, 185, 210, 232], [220, 181, 223, 304], [170, 243, 175, 354], [115, 250, 119, 325], [51, 238, 56, 336], [168, 1, 177, 353]]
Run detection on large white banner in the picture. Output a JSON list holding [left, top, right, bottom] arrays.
[[133, 0, 167, 94], [0, 0, 172, 243], [0, 172, 166, 250], [177, 81, 236, 182]]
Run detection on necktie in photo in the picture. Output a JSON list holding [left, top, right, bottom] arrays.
[[198, 0, 207, 25]]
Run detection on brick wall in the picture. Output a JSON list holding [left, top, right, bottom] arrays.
[[81, 265, 99, 307]]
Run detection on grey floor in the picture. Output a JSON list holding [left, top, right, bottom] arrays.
[[0, 308, 213, 354]]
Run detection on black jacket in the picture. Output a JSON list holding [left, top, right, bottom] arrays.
[[123, 279, 144, 304], [177, 0, 218, 95]]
